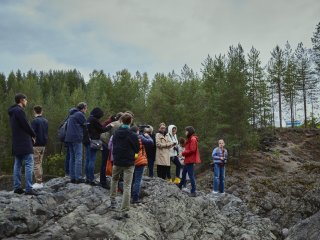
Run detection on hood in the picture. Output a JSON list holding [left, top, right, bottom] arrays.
[[8, 104, 19, 116], [116, 127, 131, 139], [90, 107, 104, 119], [68, 107, 78, 116], [168, 125, 177, 136]]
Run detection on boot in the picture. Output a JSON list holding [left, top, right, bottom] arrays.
[[174, 177, 181, 184]]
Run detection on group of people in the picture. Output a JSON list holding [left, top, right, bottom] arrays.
[[8, 93, 228, 212]]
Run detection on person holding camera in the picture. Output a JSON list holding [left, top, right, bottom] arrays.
[[168, 125, 181, 184], [212, 139, 228, 194]]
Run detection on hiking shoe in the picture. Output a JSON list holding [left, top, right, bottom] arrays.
[[89, 181, 99, 186], [75, 179, 86, 184], [13, 188, 24, 194], [32, 183, 44, 189], [100, 183, 110, 190], [110, 200, 118, 209], [70, 179, 76, 184], [25, 189, 39, 196], [189, 192, 197, 197], [174, 177, 181, 184]]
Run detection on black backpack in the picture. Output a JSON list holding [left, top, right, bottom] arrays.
[[57, 120, 68, 142]]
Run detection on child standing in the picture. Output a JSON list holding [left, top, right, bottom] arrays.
[[212, 139, 228, 194]]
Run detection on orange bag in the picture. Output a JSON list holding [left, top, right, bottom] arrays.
[[106, 151, 113, 176]]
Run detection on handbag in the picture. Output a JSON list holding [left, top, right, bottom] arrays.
[[90, 139, 103, 150]]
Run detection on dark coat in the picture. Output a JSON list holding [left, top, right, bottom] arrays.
[[112, 126, 139, 167], [87, 107, 112, 141], [31, 116, 48, 146], [65, 110, 87, 143], [145, 133, 156, 162], [8, 104, 36, 156]]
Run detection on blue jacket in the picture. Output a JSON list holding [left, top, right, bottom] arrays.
[[112, 125, 140, 167], [8, 104, 36, 155], [31, 116, 48, 146], [145, 133, 156, 162], [212, 147, 228, 164], [65, 110, 87, 143]]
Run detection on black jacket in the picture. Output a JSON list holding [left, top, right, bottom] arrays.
[[8, 104, 36, 155], [87, 107, 112, 141], [112, 126, 139, 167], [31, 116, 48, 146]]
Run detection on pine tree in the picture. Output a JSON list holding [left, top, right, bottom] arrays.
[[311, 22, 320, 74], [268, 46, 286, 128], [283, 42, 298, 128], [295, 42, 315, 128]]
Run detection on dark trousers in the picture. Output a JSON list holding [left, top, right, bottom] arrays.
[[171, 156, 181, 178], [157, 165, 170, 179], [147, 157, 155, 177], [99, 146, 109, 185]]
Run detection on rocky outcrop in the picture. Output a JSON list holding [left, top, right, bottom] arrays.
[[285, 210, 320, 240], [0, 177, 279, 240]]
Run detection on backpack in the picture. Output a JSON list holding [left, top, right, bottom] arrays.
[[57, 120, 68, 142]]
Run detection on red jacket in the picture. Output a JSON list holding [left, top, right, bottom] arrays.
[[182, 135, 201, 164]]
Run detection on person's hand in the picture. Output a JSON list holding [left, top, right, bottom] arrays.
[[144, 133, 149, 137], [32, 137, 36, 145], [220, 156, 224, 160]]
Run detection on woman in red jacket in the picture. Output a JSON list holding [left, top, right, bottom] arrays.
[[178, 126, 201, 197]]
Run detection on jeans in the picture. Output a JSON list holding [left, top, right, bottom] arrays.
[[85, 145, 97, 182], [147, 157, 155, 177], [64, 145, 70, 175], [213, 164, 225, 193], [171, 156, 181, 178], [132, 166, 145, 201], [100, 146, 109, 185], [13, 154, 34, 192], [110, 165, 134, 211], [33, 146, 45, 183], [179, 164, 196, 193], [69, 142, 83, 180]]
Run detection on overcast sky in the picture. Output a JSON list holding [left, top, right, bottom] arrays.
[[0, 0, 319, 81]]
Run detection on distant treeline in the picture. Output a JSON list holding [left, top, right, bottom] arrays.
[[0, 22, 320, 175]]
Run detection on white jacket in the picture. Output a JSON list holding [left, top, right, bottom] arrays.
[[168, 125, 178, 157]]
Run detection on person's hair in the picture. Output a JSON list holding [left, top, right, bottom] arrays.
[[15, 93, 27, 104], [179, 137, 186, 146], [121, 113, 133, 125], [185, 126, 195, 138], [33, 105, 42, 114], [124, 110, 134, 117], [130, 125, 139, 133], [115, 112, 124, 120], [77, 102, 87, 111], [159, 122, 166, 128]]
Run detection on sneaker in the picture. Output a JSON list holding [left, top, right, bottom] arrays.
[[182, 187, 189, 193], [13, 188, 25, 194], [32, 183, 44, 189], [100, 183, 110, 189], [189, 192, 197, 197], [89, 181, 99, 186], [212, 191, 219, 194], [25, 189, 39, 196]]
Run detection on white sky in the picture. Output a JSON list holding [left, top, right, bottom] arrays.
[[0, 0, 319, 82]]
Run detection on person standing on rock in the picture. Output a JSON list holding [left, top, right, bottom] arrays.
[[155, 123, 176, 180], [8, 93, 38, 195], [65, 102, 88, 184], [212, 139, 228, 194], [178, 126, 201, 197], [168, 125, 181, 184], [31, 105, 48, 189], [110, 113, 139, 212]]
